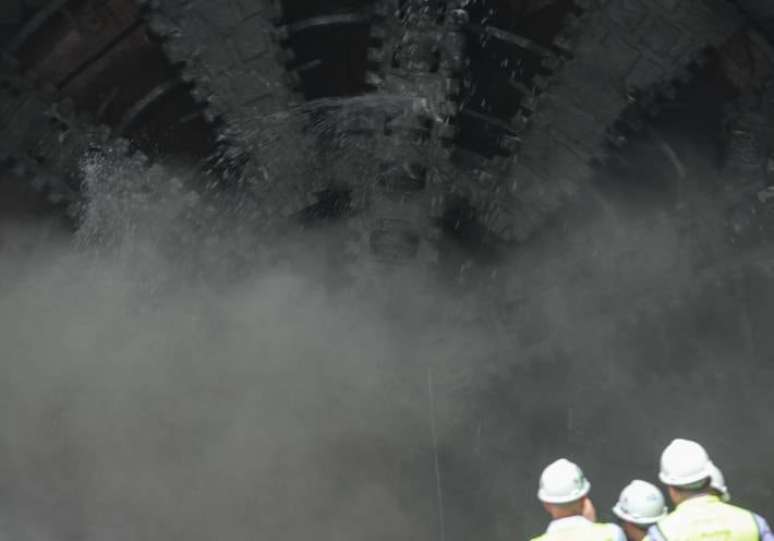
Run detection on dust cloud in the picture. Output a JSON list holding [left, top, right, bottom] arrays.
[[1, 101, 774, 541], [0, 152, 497, 541]]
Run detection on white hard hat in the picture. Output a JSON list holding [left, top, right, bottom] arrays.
[[613, 480, 668, 526], [659, 438, 713, 487], [708, 462, 731, 502], [538, 458, 591, 504]]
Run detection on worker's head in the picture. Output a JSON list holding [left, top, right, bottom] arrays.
[[538, 458, 592, 519], [708, 462, 731, 502], [658, 439, 713, 505], [612, 480, 668, 541]]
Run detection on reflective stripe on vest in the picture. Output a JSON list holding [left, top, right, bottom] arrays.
[[531, 522, 619, 541], [656, 495, 760, 541]]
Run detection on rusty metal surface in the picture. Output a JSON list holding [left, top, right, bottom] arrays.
[[16, 0, 142, 85]]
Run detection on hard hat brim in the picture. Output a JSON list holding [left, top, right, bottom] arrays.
[[612, 503, 667, 527], [658, 471, 711, 487], [537, 480, 591, 504]]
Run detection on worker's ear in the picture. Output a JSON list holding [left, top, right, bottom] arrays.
[[581, 497, 597, 522]]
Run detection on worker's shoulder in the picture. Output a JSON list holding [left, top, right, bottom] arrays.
[[528, 522, 623, 541], [726, 501, 764, 517], [578, 522, 625, 541], [655, 500, 762, 533], [579, 522, 624, 541], [707, 500, 761, 521]]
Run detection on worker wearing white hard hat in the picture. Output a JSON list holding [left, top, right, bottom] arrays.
[[643, 439, 773, 541], [612, 480, 668, 541], [530, 458, 626, 541]]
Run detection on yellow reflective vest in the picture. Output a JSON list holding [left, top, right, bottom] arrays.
[[646, 495, 760, 541], [531, 518, 622, 541]]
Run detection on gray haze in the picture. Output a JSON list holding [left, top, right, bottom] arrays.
[[1, 115, 774, 541]]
